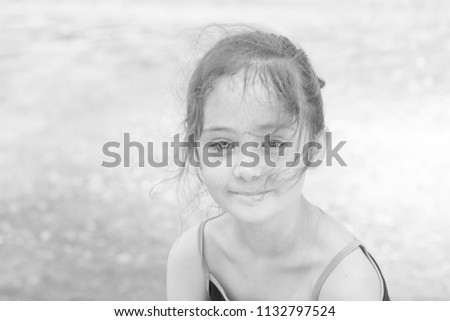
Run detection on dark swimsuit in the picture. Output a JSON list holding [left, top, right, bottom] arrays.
[[198, 217, 390, 301]]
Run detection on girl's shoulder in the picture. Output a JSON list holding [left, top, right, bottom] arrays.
[[168, 222, 203, 261], [166, 222, 208, 300], [313, 212, 384, 300]]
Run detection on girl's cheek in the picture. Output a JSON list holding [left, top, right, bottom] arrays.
[[202, 163, 228, 181]]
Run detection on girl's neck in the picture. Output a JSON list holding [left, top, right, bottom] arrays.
[[229, 195, 316, 259]]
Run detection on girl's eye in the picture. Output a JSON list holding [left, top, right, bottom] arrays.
[[208, 141, 237, 152], [261, 141, 287, 149], [261, 141, 291, 158]]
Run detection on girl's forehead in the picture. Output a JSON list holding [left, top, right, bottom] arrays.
[[203, 74, 295, 134]]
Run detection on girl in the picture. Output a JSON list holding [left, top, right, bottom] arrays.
[[166, 28, 389, 301]]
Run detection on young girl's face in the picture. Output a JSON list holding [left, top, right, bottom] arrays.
[[198, 72, 307, 224]]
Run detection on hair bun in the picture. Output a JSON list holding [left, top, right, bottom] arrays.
[[318, 77, 326, 89]]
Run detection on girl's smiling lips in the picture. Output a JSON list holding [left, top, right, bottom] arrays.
[[229, 190, 273, 196]]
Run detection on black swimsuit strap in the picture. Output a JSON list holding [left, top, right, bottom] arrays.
[[311, 239, 362, 300], [198, 215, 224, 297], [311, 240, 389, 300], [198, 219, 209, 273]]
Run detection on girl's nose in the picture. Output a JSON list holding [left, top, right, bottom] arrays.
[[233, 163, 262, 182], [232, 150, 263, 182]]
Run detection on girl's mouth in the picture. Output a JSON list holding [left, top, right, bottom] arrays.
[[229, 190, 272, 196]]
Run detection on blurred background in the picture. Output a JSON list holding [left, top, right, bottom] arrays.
[[1, 0, 449, 300]]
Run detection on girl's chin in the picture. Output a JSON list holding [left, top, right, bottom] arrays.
[[227, 210, 277, 225], [220, 202, 278, 223]]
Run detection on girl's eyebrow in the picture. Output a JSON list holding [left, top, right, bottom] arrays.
[[203, 123, 296, 134], [256, 122, 296, 133], [203, 126, 236, 133]]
